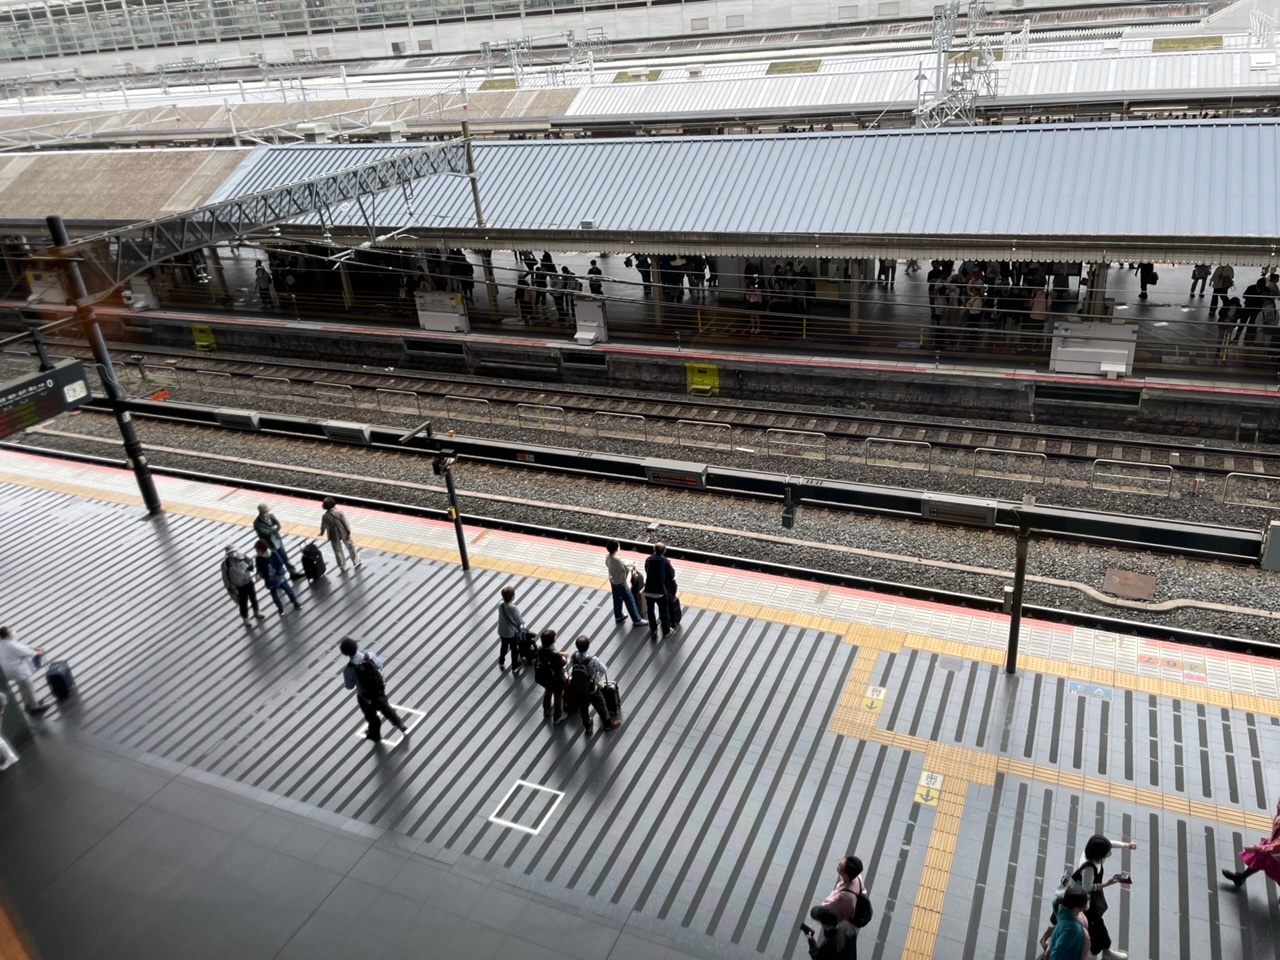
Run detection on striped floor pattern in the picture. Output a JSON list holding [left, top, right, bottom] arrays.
[[1, 478, 1277, 960]]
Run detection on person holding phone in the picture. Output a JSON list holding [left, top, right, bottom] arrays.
[[802, 905, 856, 958]]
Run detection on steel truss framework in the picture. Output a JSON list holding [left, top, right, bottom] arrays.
[[59, 140, 467, 305]]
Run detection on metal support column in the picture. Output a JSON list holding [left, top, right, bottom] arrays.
[[433, 450, 470, 571], [45, 215, 162, 515], [460, 115, 499, 317], [1006, 524, 1030, 673], [206, 245, 230, 304]]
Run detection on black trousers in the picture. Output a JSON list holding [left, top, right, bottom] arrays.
[[578, 688, 610, 729], [234, 583, 260, 617], [358, 695, 404, 740], [646, 595, 671, 636], [499, 634, 521, 664]]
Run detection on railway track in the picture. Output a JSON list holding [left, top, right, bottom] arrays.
[[19, 340, 1280, 478]]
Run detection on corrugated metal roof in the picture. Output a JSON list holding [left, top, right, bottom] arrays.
[[207, 121, 1280, 256], [0, 146, 253, 225]]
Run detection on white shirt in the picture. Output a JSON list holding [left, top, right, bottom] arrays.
[[0, 638, 37, 681]]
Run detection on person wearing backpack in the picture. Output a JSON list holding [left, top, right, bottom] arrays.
[[339, 636, 407, 743], [221, 545, 264, 624], [319, 497, 361, 572], [568, 636, 620, 735], [534, 629, 569, 724], [820, 855, 871, 928]]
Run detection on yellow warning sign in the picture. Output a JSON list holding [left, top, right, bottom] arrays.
[[685, 363, 719, 397], [862, 685, 887, 714], [915, 770, 944, 806], [192, 324, 217, 351]]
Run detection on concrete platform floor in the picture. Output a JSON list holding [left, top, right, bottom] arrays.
[[0, 447, 1278, 960]]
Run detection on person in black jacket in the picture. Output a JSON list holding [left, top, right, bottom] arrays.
[[804, 906, 856, 959], [535, 629, 569, 724], [643, 542, 678, 639]]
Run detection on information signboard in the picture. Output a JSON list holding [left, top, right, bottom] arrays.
[[0, 360, 91, 440]]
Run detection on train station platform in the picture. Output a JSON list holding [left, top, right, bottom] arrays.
[[1, 447, 1278, 960]]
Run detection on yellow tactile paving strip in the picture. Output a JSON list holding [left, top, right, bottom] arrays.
[[901, 786, 967, 960]]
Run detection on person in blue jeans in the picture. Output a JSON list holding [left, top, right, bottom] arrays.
[[604, 540, 645, 626], [254, 539, 301, 614]]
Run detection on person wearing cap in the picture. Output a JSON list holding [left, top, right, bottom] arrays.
[[804, 905, 856, 958], [319, 497, 361, 571], [221, 545, 263, 623], [254, 503, 301, 579]]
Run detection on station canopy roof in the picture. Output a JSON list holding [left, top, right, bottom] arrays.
[[204, 119, 1280, 264]]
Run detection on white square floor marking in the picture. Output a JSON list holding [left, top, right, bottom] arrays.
[[351, 704, 426, 750], [488, 779, 565, 836]]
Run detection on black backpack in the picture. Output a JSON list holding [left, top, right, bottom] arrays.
[[570, 656, 595, 698], [852, 891, 873, 929], [534, 648, 555, 686], [353, 657, 385, 699]]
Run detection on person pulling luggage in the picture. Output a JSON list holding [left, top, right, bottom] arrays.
[[567, 636, 620, 735], [496, 586, 530, 672]]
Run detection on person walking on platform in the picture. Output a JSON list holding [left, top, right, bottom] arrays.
[[1049, 834, 1137, 960], [1136, 263, 1157, 300], [1222, 794, 1280, 888], [605, 540, 645, 626], [633, 255, 652, 298], [339, 636, 407, 743], [319, 497, 361, 571], [254, 540, 301, 614], [254, 259, 274, 308], [0, 626, 48, 715], [254, 503, 301, 579], [568, 636, 620, 734], [1042, 883, 1091, 960], [497, 586, 527, 672], [587, 260, 604, 297], [222, 546, 264, 624], [1210, 263, 1235, 311], [0, 691, 19, 770], [643, 542, 678, 639], [534, 629, 569, 723]]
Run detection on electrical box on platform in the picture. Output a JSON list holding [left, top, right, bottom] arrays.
[[920, 492, 997, 527], [643, 457, 708, 490], [1261, 521, 1280, 572], [320, 421, 372, 445]]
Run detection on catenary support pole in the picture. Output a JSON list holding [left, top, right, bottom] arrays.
[[1006, 524, 1030, 673], [45, 215, 162, 515], [460, 113, 499, 317], [442, 462, 470, 571]]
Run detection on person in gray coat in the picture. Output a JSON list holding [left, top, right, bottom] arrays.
[[319, 497, 361, 571], [254, 503, 301, 579], [221, 546, 264, 623]]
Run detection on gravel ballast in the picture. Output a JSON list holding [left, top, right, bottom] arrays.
[[17, 409, 1280, 643]]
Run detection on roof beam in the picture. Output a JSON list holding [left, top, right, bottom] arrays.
[[55, 140, 468, 305]]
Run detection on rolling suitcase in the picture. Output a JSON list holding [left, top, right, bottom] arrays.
[[302, 542, 326, 581], [46, 660, 76, 700], [601, 680, 621, 718], [669, 595, 683, 628], [517, 629, 538, 665]]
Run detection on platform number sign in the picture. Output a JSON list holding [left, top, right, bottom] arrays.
[[0, 360, 90, 440]]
